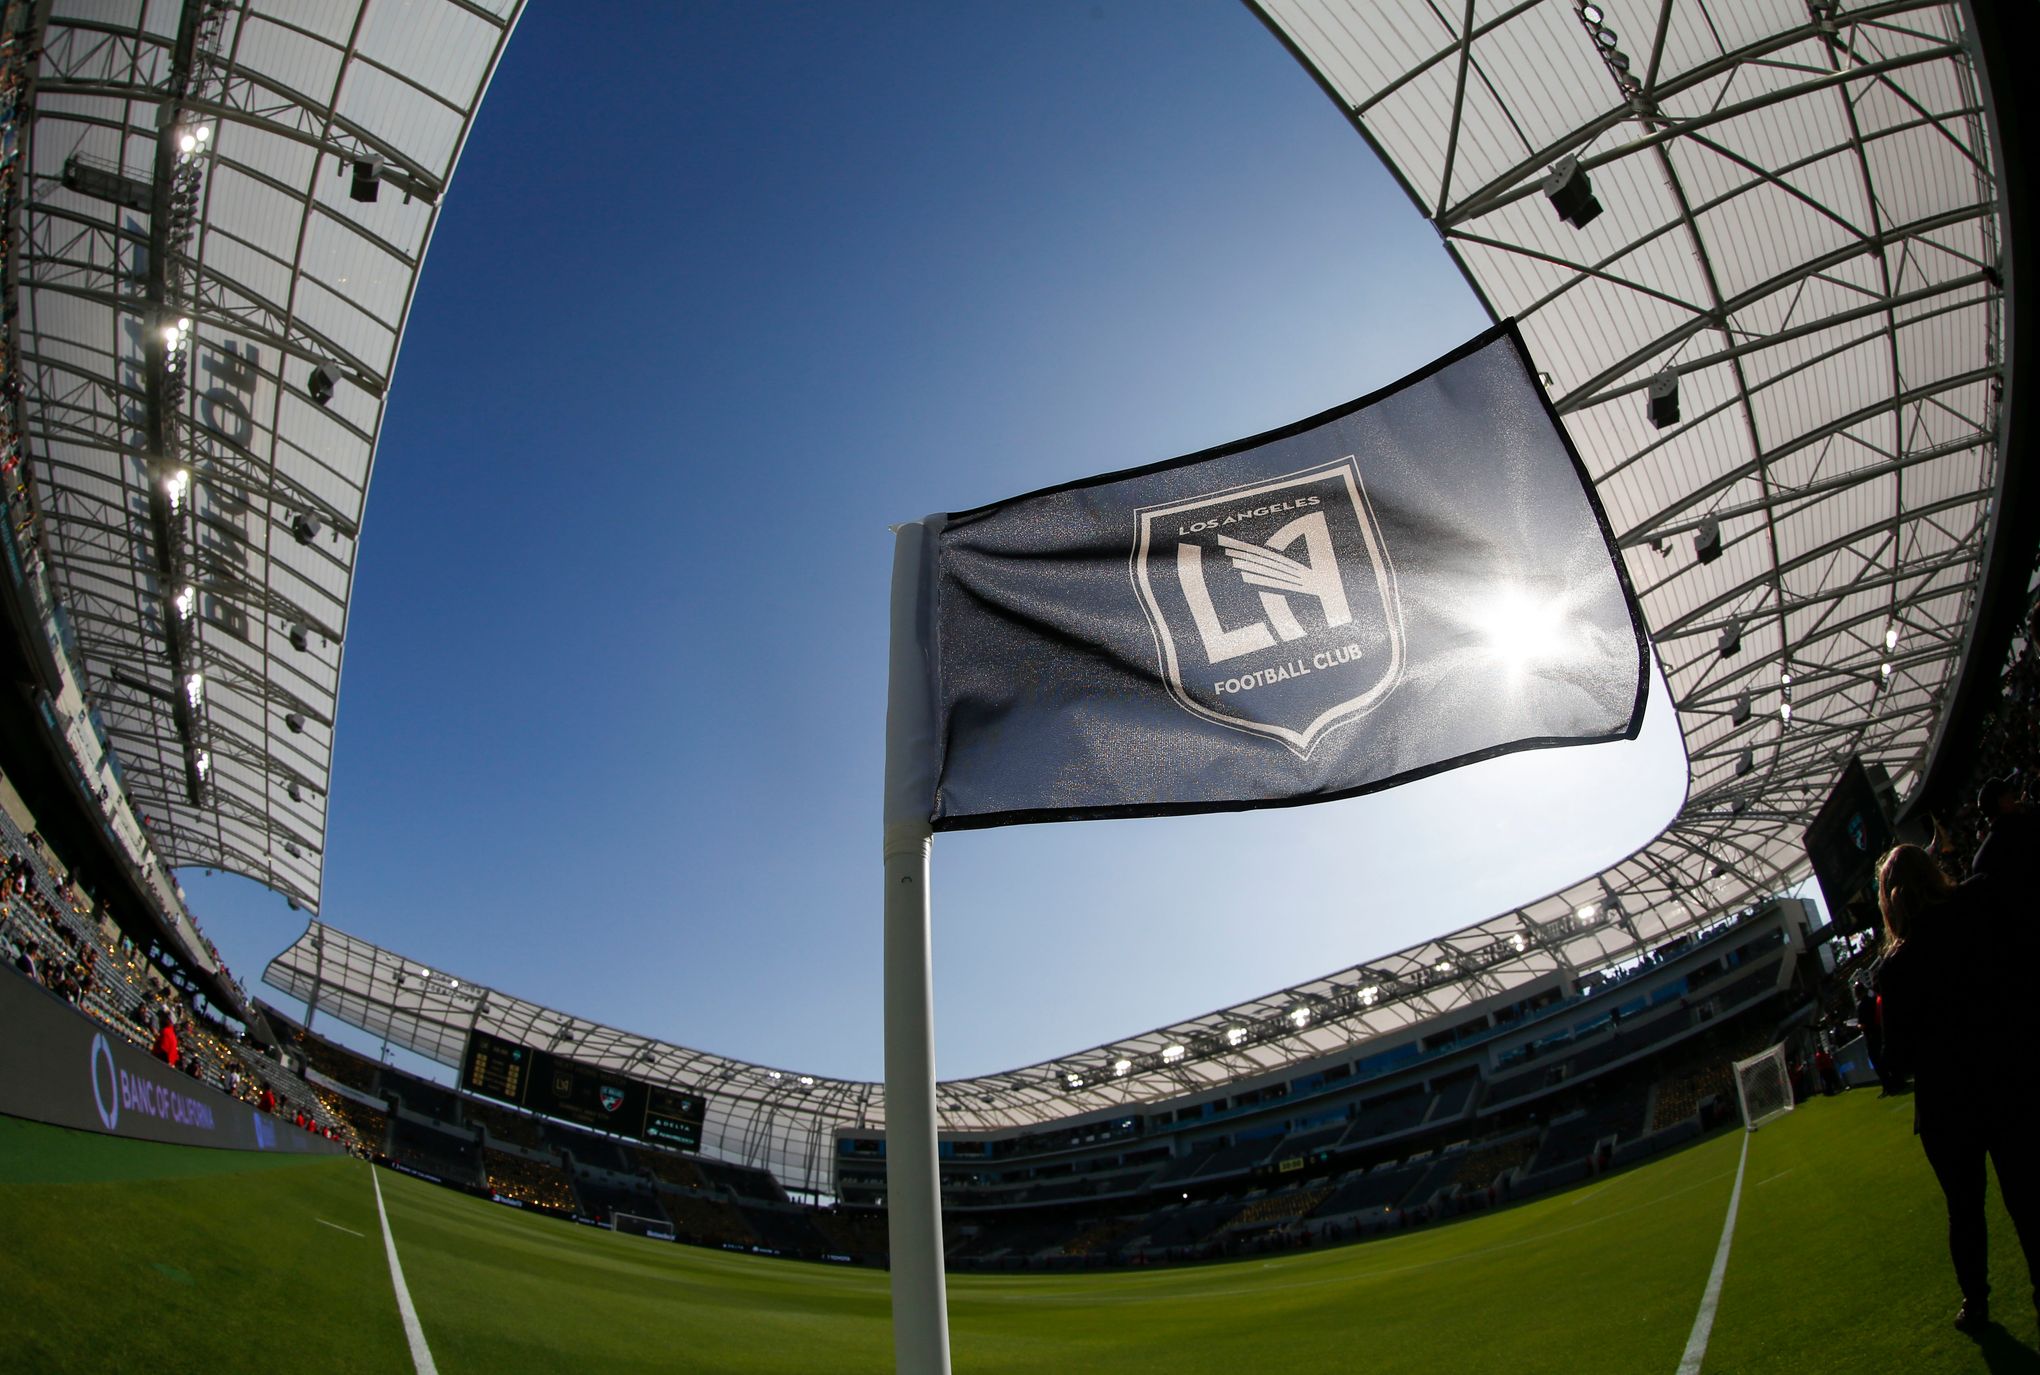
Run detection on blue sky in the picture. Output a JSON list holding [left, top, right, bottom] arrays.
[[183, 1, 1690, 1084]]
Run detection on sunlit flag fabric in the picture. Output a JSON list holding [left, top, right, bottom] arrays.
[[893, 321, 1647, 830]]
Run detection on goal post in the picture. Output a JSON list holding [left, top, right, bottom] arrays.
[[610, 1209, 675, 1242], [1732, 1043, 1794, 1132]]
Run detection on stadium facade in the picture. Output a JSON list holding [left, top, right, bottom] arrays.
[[0, 1, 2026, 1203]]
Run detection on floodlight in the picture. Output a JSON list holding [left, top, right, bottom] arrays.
[[1718, 619, 1742, 658], [291, 512, 321, 546], [1735, 747, 1755, 777], [177, 317, 191, 332], [1511, 933, 1528, 953], [193, 749, 211, 779], [172, 584, 195, 620], [1885, 624, 1899, 652], [1435, 960, 1455, 976], [1288, 1007, 1312, 1029], [1112, 1058, 1132, 1077], [1576, 903, 1599, 924], [1359, 985, 1380, 1006], [285, 712, 306, 734], [178, 132, 196, 154], [183, 671, 204, 709], [306, 364, 336, 407], [1647, 370, 1680, 428], [1579, 3, 1604, 23], [1779, 701, 1792, 724], [194, 125, 211, 143], [1224, 1026, 1247, 1047], [1542, 156, 1603, 229], [1162, 1044, 1185, 1063], [350, 155, 385, 204], [286, 781, 301, 802], [1880, 661, 1893, 681], [287, 624, 309, 653], [1694, 516, 1722, 564], [161, 325, 181, 347], [798, 1075, 815, 1086]]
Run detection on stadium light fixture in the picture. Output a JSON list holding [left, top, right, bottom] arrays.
[[1694, 516, 1722, 564], [1730, 691, 1751, 725], [307, 364, 337, 407], [1575, 903, 1599, 924], [1359, 985, 1379, 1006], [1779, 701, 1792, 724], [292, 512, 322, 546], [1735, 747, 1755, 777], [350, 155, 385, 203], [1885, 624, 1899, 652], [1288, 1006, 1312, 1030], [1578, 3, 1604, 23], [193, 749, 211, 779], [1647, 370, 1680, 429], [1435, 960, 1455, 976], [285, 711, 306, 733], [1224, 1026, 1248, 1047], [1542, 155, 1602, 229], [1162, 1044, 1185, 1063], [178, 131, 196, 154], [172, 584, 196, 621], [183, 672, 204, 709], [1718, 619, 1742, 659], [287, 624, 310, 653], [163, 467, 190, 511], [1511, 933, 1528, 953], [1112, 1058, 1132, 1077]]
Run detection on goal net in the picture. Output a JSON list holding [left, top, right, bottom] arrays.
[[611, 1209, 675, 1242], [1732, 1043, 1794, 1132]]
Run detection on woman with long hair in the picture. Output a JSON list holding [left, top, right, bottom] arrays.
[[1875, 843, 2039, 1332]]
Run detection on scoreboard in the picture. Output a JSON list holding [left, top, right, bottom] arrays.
[[463, 1032, 531, 1104], [460, 1032, 706, 1151]]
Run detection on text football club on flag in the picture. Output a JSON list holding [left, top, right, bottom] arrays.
[[890, 320, 1648, 830]]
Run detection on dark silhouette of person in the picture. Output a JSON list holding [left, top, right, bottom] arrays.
[[1970, 776, 2040, 890], [1875, 843, 2039, 1333]]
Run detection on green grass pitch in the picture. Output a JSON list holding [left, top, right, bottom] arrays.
[[3, 1090, 2035, 1373]]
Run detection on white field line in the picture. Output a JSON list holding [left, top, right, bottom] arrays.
[[1675, 1131, 1751, 1375], [317, 1218, 366, 1237], [372, 1164, 440, 1375], [1753, 1167, 1795, 1188]]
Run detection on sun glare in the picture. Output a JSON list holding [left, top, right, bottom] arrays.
[[1470, 582, 1572, 675]]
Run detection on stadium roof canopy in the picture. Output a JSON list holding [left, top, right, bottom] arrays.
[[16, 0, 523, 911], [266, 0, 2016, 1189]]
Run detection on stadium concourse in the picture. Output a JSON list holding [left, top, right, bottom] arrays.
[[0, 0, 2032, 1371]]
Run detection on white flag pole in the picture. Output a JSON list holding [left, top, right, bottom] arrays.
[[882, 519, 951, 1375]]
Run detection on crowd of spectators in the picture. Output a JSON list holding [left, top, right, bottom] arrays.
[[0, 793, 355, 1153], [484, 1148, 575, 1211]]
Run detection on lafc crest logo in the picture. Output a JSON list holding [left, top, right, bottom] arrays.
[[1132, 458, 1405, 756]]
